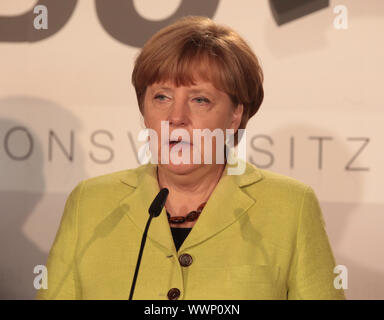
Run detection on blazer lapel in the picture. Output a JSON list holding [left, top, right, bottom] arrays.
[[119, 159, 264, 254], [119, 164, 176, 254], [179, 160, 263, 251]]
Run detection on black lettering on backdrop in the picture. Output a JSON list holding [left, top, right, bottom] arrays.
[[309, 136, 333, 170], [95, 0, 220, 47], [0, 128, 373, 172], [89, 130, 114, 164], [269, 0, 330, 26], [4, 126, 33, 160], [0, 1, 333, 43], [345, 137, 370, 171], [0, 0, 77, 42], [48, 130, 74, 162], [249, 134, 274, 168]]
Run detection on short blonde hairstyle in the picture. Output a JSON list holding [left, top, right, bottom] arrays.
[[132, 15, 264, 140]]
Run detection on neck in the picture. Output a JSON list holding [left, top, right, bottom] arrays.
[[157, 164, 226, 216], [158, 164, 225, 193]]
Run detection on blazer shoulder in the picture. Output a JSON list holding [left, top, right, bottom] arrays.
[[245, 163, 313, 201], [259, 167, 310, 190], [244, 165, 323, 242], [78, 163, 151, 192]]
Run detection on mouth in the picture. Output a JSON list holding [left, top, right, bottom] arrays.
[[168, 138, 192, 147]]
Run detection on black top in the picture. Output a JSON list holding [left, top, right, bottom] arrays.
[[170, 227, 192, 251]]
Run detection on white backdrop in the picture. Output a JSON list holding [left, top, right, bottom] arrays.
[[0, 0, 383, 299]]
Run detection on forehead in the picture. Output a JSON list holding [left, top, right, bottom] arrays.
[[149, 73, 221, 93], [148, 53, 227, 91]]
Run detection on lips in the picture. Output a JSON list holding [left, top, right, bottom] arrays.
[[168, 138, 192, 147]]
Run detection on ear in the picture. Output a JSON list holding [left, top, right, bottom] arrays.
[[230, 103, 244, 131]]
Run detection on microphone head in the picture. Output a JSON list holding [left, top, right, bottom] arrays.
[[148, 188, 169, 218]]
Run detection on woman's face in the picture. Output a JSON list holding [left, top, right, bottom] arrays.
[[143, 74, 243, 175]]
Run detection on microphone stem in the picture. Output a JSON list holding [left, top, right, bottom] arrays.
[[129, 215, 153, 300]]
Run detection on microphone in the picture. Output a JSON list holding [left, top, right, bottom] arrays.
[[129, 188, 169, 300]]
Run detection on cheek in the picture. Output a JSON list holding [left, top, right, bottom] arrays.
[[211, 102, 234, 126], [143, 103, 160, 127], [201, 111, 232, 131]]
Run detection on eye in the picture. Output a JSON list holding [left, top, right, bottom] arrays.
[[193, 97, 210, 104], [154, 94, 168, 101]]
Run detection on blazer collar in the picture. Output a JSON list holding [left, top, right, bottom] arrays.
[[119, 159, 264, 254]]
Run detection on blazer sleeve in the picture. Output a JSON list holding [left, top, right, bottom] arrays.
[[35, 181, 84, 300], [287, 186, 346, 300]]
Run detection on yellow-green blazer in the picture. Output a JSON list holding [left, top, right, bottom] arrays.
[[36, 161, 345, 300]]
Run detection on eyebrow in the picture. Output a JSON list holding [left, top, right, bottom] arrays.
[[153, 86, 212, 94], [153, 86, 173, 92]]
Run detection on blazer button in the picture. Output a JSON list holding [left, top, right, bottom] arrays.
[[178, 253, 193, 267], [167, 288, 181, 300]]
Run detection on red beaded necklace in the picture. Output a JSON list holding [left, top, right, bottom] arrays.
[[166, 202, 207, 224]]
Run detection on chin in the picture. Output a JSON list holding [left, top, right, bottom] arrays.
[[159, 162, 201, 175]]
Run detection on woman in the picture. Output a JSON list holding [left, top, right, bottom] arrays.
[[37, 16, 345, 300]]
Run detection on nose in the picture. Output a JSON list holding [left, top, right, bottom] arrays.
[[168, 97, 189, 127]]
